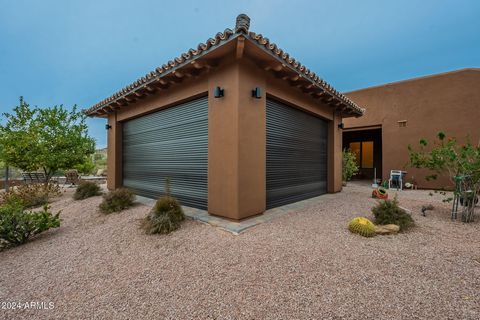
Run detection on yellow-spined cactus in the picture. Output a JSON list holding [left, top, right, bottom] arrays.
[[348, 217, 376, 237]]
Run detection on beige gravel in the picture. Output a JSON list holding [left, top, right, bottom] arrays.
[[0, 183, 479, 319]]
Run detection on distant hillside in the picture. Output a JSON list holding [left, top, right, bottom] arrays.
[[96, 148, 107, 156]]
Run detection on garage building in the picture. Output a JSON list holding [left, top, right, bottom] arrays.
[[85, 14, 364, 220]]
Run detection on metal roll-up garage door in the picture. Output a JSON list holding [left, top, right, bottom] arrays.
[[122, 96, 208, 209], [266, 99, 328, 208]]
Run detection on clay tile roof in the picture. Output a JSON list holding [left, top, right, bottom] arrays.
[[85, 14, 364, 116]]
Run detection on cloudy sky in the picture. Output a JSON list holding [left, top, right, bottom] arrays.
[[1, 0, 479, 148]]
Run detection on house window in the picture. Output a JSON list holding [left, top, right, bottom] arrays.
[[398, 120, 407, 127], [361, 141, 374, 168], [349, 141, 374, 169]]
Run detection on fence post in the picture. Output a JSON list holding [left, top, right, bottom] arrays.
[[4, 165, 9, 192]]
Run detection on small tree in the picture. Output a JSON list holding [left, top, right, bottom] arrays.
[[408, 132, 480, 222], [0, 97, 95, 184], [342, 149, 359, 183]]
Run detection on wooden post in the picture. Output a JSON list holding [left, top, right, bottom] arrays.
[[4, 165, 9, 192]]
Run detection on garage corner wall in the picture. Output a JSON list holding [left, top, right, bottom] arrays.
[[208, 59, 266, 220], [107, 112, 122, 190], [328, 112, 343, 193]]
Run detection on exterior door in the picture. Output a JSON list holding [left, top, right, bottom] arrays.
[[266, 99, 328, 209], [122, 96, 208, 209]]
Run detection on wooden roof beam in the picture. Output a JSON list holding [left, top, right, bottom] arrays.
[[124, 95, 137, 103], [103, 105, 115, 112], [134, 91, 146, 98], [173, 70, 184, 78], [321, 95, 334, 104], [236, 36, 245, 59], [261, 61, 284, 72], [144, 85, 157, 93], [190, 58, 219, 70]]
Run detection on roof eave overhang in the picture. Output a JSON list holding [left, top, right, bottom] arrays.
[[84, 27, 365, 118], [242, 37, 364, 117], [84, 32, 242, 117]]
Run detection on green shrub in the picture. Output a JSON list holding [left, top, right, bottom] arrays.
[[99, 188, 135, 214], [0, 183, 62, 209], [73, 181, 102, 200], [0, 201, 61, 249], [342, 149, 359, 182], [371, 196, 414, 231], [141, 196, 185, 234]]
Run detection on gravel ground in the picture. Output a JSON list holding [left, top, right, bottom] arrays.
[[1, 183, 479, 319]]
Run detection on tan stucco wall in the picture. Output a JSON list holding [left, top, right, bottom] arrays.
[[344, 69, 480, 189], [328, 112, 343, 192], [107, 113, 122, 189], [106, 56, 344, 219], [207, 59, 242, 219]]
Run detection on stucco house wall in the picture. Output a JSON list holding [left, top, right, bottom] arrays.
[[343, 68, 480, 189]]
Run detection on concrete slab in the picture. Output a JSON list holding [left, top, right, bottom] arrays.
[[135, 194, 328, 235]]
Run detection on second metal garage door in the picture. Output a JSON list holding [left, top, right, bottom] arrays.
[[122, 96, 208, 209], [266, 99, 328, 208]]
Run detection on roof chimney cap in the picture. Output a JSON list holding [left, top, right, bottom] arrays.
[[235, 14, 250, 33]]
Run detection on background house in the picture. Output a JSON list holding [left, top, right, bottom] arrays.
[[343, 68, 480, 189]]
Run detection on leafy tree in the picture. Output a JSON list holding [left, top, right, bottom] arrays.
[[342, 149, 360, 183], [408, 132, 480, 222], [0, 97, 95, 184], [74, 156, 96, 175]]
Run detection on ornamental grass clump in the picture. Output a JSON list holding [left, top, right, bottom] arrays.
[[99, 188, 135, 214], [141, 178, 185, 235], [0, 201, 60, 249], [348, 217, 376, 237], [372, 196, 414, 231], [73, 181, 102, 200]]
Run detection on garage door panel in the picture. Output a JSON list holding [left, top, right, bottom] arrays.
[[266, 99, 328, 209], [122, 96, 208, 209], [124, 120, 208, 145]]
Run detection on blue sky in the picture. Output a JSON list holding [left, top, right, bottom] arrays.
[[1, 0, 479, 148]]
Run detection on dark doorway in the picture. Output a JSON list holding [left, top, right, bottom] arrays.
[[342, 128, 382, 181]]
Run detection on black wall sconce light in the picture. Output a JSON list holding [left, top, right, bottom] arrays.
[[105, 124, 112, 130], [252, 87, 262, 99], [214, 86, 224, 98], [338, 123, 345, 129]]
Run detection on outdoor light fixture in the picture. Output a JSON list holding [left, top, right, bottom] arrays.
[[214, 86, 224, 98], [105, 124, 112, 130], [252, 87, 262, 99], [338, 123, 345, 129]]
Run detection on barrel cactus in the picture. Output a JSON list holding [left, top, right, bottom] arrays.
[[348, 217, 376, 237]]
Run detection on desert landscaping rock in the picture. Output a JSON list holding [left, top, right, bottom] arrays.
[[0, 183, 479, 319], [375, 224, 400, 235]]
